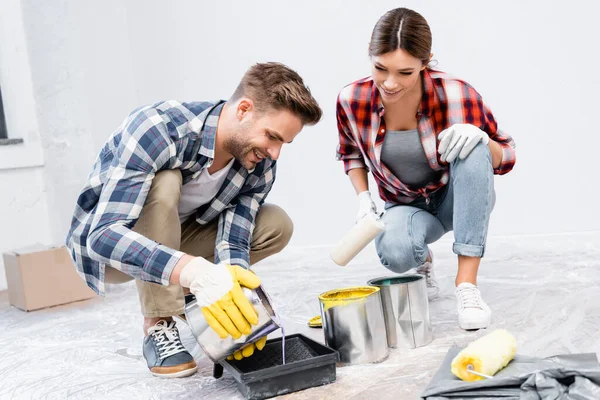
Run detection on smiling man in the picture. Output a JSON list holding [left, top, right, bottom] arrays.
[[66, 62, 322, 378]]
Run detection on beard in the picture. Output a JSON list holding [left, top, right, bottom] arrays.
[[224, 121, 255, 169]]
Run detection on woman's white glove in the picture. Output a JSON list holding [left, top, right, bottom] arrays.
[[356, 191, 378, 222], [438, 123, 489, 163]]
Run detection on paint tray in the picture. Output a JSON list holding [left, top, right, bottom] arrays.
[[217, 333, 338, 400]]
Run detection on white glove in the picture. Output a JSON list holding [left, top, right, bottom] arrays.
[[437, 123, 489, 163], [356, 191, 378, 222], [179, 257, 233, 307]]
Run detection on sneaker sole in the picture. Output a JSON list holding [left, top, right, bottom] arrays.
[[458, 317, 491, 330], [151, 365, 198, 378]]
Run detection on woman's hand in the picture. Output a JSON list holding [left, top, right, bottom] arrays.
[[438, 124, 489, 163], [356, 191, 379, 222]]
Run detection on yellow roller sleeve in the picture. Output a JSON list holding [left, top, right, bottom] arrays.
[[451, 329, 517, 381]]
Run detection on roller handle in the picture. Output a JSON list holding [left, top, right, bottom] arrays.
[[466, 365, 494, 379]]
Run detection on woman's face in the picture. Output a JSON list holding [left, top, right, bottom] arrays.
[[371, 48, 428, 104]]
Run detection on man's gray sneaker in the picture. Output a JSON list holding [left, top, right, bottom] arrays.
[[143, 320, 197, 378]]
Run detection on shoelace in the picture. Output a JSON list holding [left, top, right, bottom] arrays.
[[457, 286, 482, 309], [148, 320, 187, 360], [417, 262, 438, 289]]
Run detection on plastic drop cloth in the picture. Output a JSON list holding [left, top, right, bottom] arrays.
[[1, 232, 600, 399], [422, 347, 600, 399]]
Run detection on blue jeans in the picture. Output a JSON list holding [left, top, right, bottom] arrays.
[[375, 142, 496, 274]]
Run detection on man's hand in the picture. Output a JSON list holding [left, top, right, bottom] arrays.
[[227, 336, 268, 361], [356, 191, 378, 222], [438, 123, 489, 163], [179, 258, 261, 339]]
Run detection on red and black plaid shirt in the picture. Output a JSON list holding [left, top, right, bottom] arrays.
[[336, 68, 516, 204]]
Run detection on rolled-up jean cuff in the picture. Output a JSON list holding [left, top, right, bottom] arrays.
[[453, 243, 485, 258]]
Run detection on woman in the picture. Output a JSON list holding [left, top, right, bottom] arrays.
[[336, 7, 516, 330]]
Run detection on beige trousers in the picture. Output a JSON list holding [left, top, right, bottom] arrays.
[[104, 170, 293, 318]]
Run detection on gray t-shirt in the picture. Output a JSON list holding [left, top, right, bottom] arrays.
[[380, 129, 439, 187]]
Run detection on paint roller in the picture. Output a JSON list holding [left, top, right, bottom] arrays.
[[451, 329, 518, 381], [329, 213, 385, 266]]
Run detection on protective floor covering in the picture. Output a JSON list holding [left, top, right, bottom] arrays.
[[1, 232, 599, 400]]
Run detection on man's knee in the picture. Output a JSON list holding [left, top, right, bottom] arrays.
[[104, 266, 134, 284], [145, 170, 183, 211], [254, 204, 294, 252]]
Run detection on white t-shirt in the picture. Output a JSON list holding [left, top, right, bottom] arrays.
[[178, 159, 235, 224]]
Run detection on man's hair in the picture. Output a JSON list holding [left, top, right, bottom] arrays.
[[230, 62, 322, 125]]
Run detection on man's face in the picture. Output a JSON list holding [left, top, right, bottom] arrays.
[[225, 105, 304, 169]]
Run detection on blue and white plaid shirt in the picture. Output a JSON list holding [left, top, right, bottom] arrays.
[[66, 100, 276, 295]]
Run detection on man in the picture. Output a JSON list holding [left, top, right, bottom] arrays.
[[66, 62, 322, 378]]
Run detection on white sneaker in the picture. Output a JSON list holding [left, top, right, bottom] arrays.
[[455, 282, 491, 330], [416, 251, 439, 300]]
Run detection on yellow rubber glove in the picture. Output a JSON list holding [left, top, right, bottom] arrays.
[[200, 265, 261, 338], [179, 259, 261, 339], [228, 336, 268, 360]]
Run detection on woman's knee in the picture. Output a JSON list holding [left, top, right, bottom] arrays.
[[451, 141, 492, 171], [375, 233, 422, 274]]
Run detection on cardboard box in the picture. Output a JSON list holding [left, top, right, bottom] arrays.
[[2, 244, 96, 311]]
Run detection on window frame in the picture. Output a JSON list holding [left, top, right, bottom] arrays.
[[0, 87, 7, 139]]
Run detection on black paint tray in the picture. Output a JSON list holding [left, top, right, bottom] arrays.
[[217, 333, 338, 400]]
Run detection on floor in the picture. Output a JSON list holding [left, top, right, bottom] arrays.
[[1, 232, 600, 400]]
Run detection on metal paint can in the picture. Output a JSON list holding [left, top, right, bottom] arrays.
[[185, 286, 281, 362], [318, 286, 389, 365], [367, 275, 433, 349]]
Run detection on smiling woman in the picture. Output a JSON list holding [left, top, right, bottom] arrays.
[[335, 7, 516, 332]]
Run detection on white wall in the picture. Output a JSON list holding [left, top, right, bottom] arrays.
[[1, 0, 598, 290], [19, 0, 141, 245], [118, 0, 600, 242], [0, 0, 51, 290]]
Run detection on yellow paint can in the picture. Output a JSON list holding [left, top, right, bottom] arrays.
[[318, 286, 379, 312], [317, 285, 388, 364]]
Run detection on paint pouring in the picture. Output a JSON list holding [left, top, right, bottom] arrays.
[[219, 334, 338, 399], [271, 307, 286, 365]]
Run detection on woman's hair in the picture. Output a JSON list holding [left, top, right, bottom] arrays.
[[368, 8, 432, 66]]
